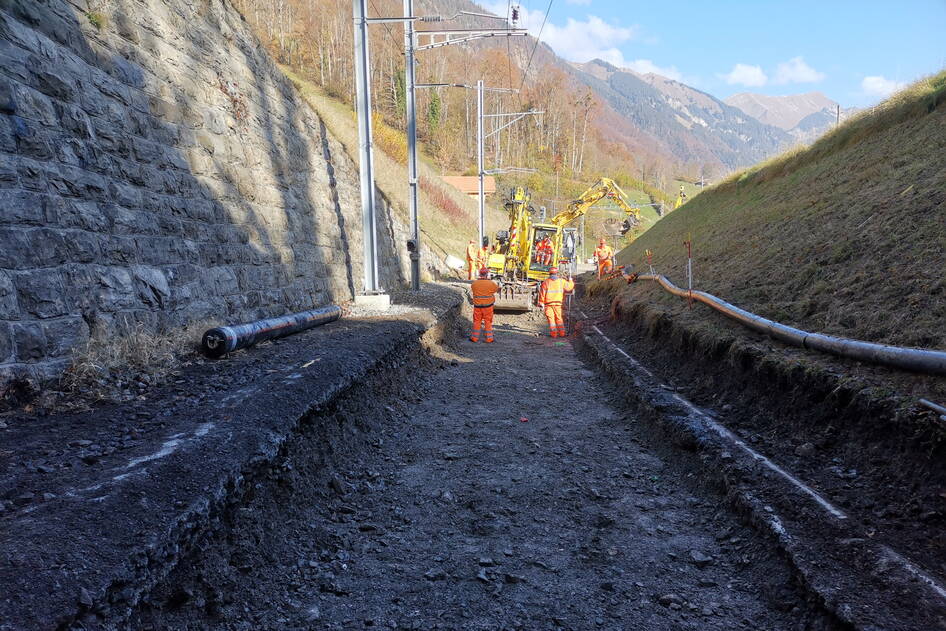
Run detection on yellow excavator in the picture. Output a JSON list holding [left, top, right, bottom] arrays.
[[674, 185, 688, 209], [487, 178, 640, 309]]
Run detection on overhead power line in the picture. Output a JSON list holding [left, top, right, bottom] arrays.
[[518, 0, 553, 94]]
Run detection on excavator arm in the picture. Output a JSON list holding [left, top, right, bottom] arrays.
[[548, 177, 641, 228]]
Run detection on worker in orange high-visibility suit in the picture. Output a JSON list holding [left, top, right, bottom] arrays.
[[478, 239, 492, 272], [537, 266, 575, 337], [469, 268, 499, 343], [536, 236, 553, 265], [594, 238, 614, 278], [466, 240, 479, 280]]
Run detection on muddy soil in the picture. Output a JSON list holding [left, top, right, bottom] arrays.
[[132, 309, 839, 630]]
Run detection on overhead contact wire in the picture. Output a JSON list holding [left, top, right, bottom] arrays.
[[518, 0, 553, 94]]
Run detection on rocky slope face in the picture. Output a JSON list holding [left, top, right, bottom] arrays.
[[571, 59, 792, 170], [0, 0, 419, 386]]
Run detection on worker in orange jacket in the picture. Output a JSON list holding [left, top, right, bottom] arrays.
[[466, 240, 479, 280], [535, 236, 553, 266], [594, 238, 614, 278], [478, 239, 492, 272], [470, 268, 498, 343], [537, 266, 574, 338]]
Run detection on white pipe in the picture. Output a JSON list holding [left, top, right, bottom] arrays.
[[633, 274, 946, 375]]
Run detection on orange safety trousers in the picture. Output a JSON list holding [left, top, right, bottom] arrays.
[[467, 258, 477, 280], [470, 306, 494, 343], [544, 304, 565, 337], [597, 258, 613, 278]]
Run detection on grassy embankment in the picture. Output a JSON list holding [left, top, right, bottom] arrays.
[[280, 67, 508, 272], [599, 70, 946, 395]]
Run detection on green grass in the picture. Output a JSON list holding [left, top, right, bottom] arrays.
[[673, 179, 701, 200], [615, 69, 946, 356], [85, 11, 106, 29]]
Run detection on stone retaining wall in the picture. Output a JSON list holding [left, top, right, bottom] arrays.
[[0, 0, 415, 384]]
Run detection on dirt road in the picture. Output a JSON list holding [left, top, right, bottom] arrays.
[[135, 309, 836, 630]]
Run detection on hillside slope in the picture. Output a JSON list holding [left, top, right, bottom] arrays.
[[279, 68, 508, 271], [614, 72, 946, 358]]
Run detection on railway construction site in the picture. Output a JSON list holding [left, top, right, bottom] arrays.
[[3, 281, 946, 630], [1, 0, 945, 629]]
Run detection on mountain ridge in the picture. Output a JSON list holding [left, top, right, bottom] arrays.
[[568, 59, 792, 172], [724, 91, 858, 142]]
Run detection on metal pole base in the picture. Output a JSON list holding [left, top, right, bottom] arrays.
[[354, 293, 391, 310]]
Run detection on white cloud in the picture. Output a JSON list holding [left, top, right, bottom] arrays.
[[861, 75, 906, 98], [486, 3, 636, 66], [774, 56, 825, 84], [720, 63, 768, 87], [624, 59, 682, 81]]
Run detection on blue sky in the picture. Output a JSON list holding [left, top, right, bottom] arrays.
[[482, 0, 946, 106]]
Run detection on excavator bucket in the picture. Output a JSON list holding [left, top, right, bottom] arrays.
[[493, 283, 534, 312]]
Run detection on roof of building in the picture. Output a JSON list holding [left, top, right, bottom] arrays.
[[441, 175, 496, 195]]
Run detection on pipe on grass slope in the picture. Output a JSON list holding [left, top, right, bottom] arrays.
[[201, 305, 342, 358], [633, 274, 946, 376]]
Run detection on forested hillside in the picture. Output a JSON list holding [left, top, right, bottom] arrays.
[[228, 0, 761, 202]]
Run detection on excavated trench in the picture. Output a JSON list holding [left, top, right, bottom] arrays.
[[124, 299, 845, 631]]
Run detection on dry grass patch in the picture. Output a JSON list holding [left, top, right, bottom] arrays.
[[608, 70, 945, 401]]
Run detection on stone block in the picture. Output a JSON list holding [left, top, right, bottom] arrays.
[[0, 322, 13, 362], [16, 157, 51, 190], [63, 229, 103, 264], [41, 316, 89, 358], [0, 227, 37, 269], [91, 69, 130, 106], [131, 265, 170, 309], [47, 164, 106, 198], [103, 236, 138, 265], [0, 114, 16, 152], [58, 200, 110, 232], [54, 138, 94, 169], [64, 264, 135, 313], [12, 321, 47, 361], [0, 270, 17, 320], [14, 268, 68, 318], [57, 103, 93, 138], [132, 137, 161, 162], [0, 190, 47, 225], [108, 182, 143, 209], [11, 83, 57, 126], [0, 76, 15, 113], [35, 68, 75, 102], [9, 115, 53, 159]]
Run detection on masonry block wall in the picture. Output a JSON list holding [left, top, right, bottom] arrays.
[[0, 0, 421, 384]]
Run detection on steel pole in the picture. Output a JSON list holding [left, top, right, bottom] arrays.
[[353, 0, 380, 293], [403, 0, 421, 290], [476, 79, 485, 247]]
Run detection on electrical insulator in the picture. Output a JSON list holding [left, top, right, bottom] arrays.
[[511, 6, 519, 25]]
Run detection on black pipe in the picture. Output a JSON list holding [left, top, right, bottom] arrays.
[[201, 305, 342, 358]]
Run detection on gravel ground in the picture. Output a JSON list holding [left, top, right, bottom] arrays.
[[134, 308, 837, 630]]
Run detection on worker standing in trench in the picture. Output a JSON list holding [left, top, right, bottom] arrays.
[[594, 238, 614, 278], [537, 266, 574, 338], [469, 267, 498, 343]]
